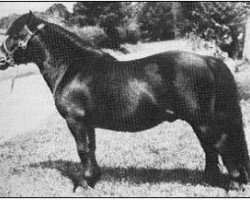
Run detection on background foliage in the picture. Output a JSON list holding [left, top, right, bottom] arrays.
[[137, 2, 181, 41], [1, 2, 250, 58], [182, 2, 250, 58]]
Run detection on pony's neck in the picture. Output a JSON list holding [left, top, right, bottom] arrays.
[[37, 23, 105, 65], [32, 22, 111, 91]]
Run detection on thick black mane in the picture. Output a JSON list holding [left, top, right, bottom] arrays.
[[43, 19, 116, 61], [47, 22, 94, 51]]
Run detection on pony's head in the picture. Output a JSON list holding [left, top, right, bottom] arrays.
[[0, 11, 45, 70]]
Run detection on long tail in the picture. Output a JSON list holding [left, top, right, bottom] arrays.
[[207, 56, 250, 182]]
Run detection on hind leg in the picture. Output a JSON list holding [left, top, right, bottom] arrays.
[[192, 123, 222, 185], [66, 118, 101, 189], [218, 121, 250, 188]]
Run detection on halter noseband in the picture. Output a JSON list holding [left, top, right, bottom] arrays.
[[0, 23, 45, 67]]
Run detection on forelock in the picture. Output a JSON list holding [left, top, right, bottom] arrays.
[[6, 13, 30, 35]]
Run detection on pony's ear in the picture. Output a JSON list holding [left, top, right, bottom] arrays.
[[29, 10, 33, 17]]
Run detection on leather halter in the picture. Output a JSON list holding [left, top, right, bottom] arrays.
[[0, 23, 45, 67]]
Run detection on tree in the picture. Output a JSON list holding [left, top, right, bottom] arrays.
[[71, 2, 125, 28], [45, 3, 71, 20], [172, 2, 183, 38], [138, 2, 183, 41], [70, 2, 134, 49], [183, 2, 250, 58], [243, 16, 250, 62]]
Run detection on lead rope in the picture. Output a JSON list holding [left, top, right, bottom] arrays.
[[10, 72, 17, 94]]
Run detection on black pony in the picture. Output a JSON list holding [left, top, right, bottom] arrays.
[[0, 12, 249, 190]]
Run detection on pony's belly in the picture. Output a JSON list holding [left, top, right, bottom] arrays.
[[94, 115, 165, 132], [92, 106, 176, 132]]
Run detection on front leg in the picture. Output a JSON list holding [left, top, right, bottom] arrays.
[[66, 118, 101, 189]]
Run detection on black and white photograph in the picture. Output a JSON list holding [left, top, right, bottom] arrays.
[[0, 1, 250, 197]]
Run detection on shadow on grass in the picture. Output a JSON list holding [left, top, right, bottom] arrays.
[[29, 159, 228, 189]]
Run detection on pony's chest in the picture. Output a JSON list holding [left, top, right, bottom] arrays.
[[55, 76, 93, 119]]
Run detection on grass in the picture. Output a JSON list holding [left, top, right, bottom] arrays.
[[1, 105, 250, 197]]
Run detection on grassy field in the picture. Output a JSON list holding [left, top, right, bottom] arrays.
[[1, 103, 250, 197], [0, 39, 250, 197]]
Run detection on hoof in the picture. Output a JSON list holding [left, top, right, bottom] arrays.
[[226, 172, 248, 191], [203, 167, 222, 186], [73, 179, 90, 192], [72, 176, 100, 192], [72, 166, 101, 192], [226, 180, 246, 192], [83, 165, 102, 188], [226, 167, 249, 191], [85, 168, 102, 188]]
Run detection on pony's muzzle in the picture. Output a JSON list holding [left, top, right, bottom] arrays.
[[0, 56, 7, 65], [0, 56, 8, 70], [0, 45, 7, 67], [0, 52, 12, 70], [0, 45, 15, 69]]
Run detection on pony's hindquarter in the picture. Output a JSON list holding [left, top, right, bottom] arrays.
[[203, 57, 250, 186], [213, 58, 250, 185]]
